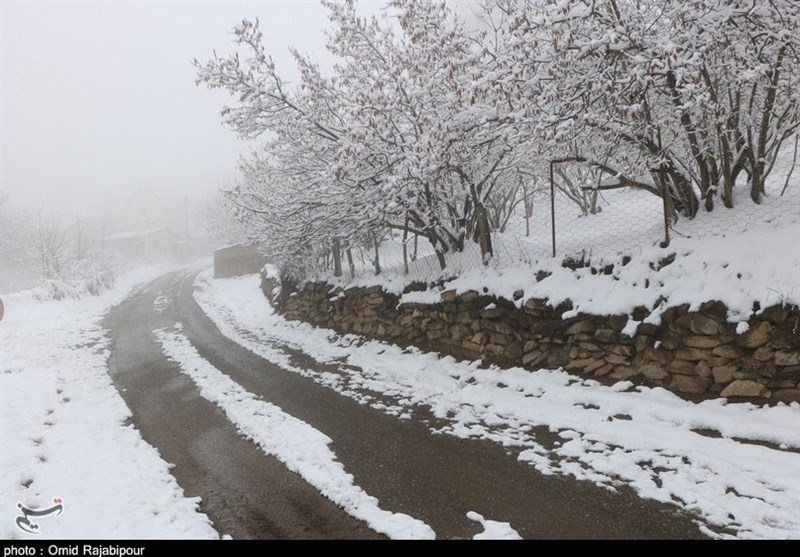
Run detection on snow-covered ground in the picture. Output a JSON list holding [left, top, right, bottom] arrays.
[[194, 270, 800, 539], [3, 189, 798, 539], [0, 261, 524, 540], [0, 266, 218, 539]]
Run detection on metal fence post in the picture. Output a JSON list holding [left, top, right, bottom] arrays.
[[659, 166, 671, 248], [550, 160, 556, 258]]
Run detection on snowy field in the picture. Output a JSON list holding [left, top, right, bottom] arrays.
[[0, 266, 218, 539], [195, 270, 800, 539]]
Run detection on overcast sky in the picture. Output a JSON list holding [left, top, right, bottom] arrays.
[[1, 0, 389, 221]]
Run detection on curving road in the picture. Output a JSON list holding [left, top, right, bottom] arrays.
[[103, 270, 707, 539]]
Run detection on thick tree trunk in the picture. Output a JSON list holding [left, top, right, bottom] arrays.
[[718, 133, 735, 209], [436, 250, 446, 271], [475, 204, 493, 264], [428, 236, 447, 270], [750, 165, 764, 204], [751, 46, 786, 204]]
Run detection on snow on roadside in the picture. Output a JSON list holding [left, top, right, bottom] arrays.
[[194, 270, 800, 539], [466, 511, 522, 540], [153, 325, 436, 540], [0, 266, 218, 539]]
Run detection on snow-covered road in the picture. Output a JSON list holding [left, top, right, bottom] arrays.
[[106, 269, 703, 539], [2, 266, 798, 539]]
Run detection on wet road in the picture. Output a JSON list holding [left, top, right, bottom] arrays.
[[103, 270, 707, 539]]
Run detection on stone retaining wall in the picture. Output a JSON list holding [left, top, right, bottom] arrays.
[[262, 274, 800, 402]]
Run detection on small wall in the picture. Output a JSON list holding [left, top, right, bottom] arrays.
[[266, 276, 800, 402], [214, 244, 267, 278]]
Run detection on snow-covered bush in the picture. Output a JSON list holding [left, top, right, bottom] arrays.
[[0, 197, 118, 300], [30, 257, 116, 301]]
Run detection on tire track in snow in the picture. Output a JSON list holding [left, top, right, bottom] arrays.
[[175, 269, 708, 539], [104, 271, 386, 539], [154, 324, 436, 540]]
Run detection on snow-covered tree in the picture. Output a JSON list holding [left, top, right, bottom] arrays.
[[0, 198, 114, 298], [195, 15, 378, 277], [327, 0, 522, 265], [0, 193, 29, 271], [196, 0, 799, 279], [196, 1, 522, 274], [491, 0, 799, 218]]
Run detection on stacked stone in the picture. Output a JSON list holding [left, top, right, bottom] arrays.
[[272, 276, 800, 403]]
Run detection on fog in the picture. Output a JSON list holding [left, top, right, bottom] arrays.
[[0, 1, 488, 294], [0, 1, 360, 220], [0, 1, 394, 293]]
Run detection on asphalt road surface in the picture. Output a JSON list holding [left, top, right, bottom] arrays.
[[103, 270, 707, 539]]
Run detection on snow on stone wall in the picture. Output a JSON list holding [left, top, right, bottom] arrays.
[[268, 276, 800, 403]]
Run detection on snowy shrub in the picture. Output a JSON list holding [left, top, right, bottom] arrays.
[[30, 257, 116, 301]]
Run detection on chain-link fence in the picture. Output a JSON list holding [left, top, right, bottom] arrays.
[[315, 148, 799, 286], [669, 157, 800, 244]]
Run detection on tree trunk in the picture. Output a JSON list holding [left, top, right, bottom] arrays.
[[346, 247, 355, 279], [373, 236, 381, 276], [781, 135, 798, 196], [664, 166, 699, 218], [332, 239, 342, 277], [429, 236, 447, 270], [751, 46, 786, 204], [701, 66, 735, 209], [475, 204, 493, 264], [719, 133, 735, 209], [436, 250, 446, 270], [518, 181, 533, 237], [525, 206, 531, 237], [402, 217, 410, 275], [750, 165, 764, 204], [588, 188, 599, 215], [667, 69, 718, 212]]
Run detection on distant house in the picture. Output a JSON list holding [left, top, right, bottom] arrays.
[[103, 226, 186, 264], [115, 188, 188, 234], [213, 244, 268, 278], [102, 189, 189, 264]]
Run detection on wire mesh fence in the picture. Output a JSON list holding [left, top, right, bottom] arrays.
[[314, 151, 799, 286], [669, 156, 800, 244]]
